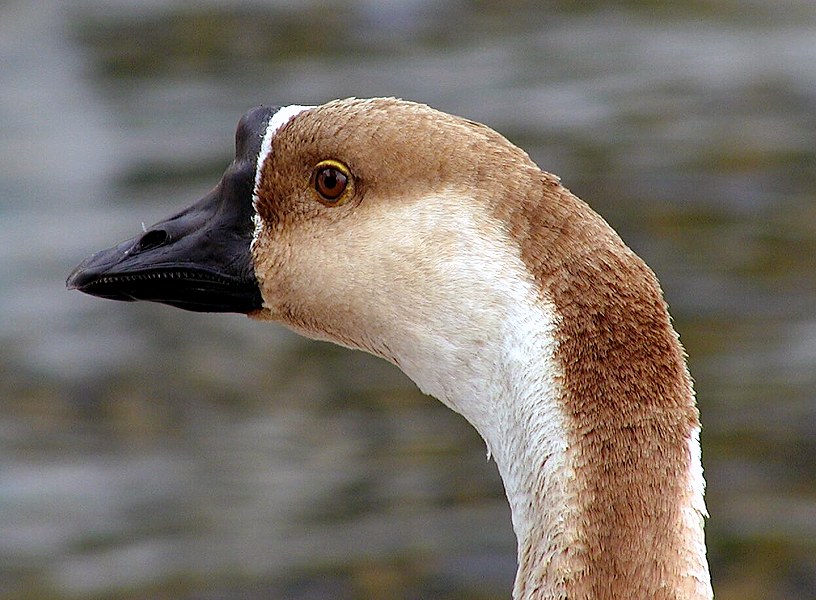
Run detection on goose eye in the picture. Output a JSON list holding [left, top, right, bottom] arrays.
[[312, 160, 351, 205]]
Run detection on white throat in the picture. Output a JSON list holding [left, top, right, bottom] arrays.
[[324, 192, 577, 592], [397, 256, 570, 553]]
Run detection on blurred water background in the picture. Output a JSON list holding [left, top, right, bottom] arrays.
[[1, 1, 815, 598]]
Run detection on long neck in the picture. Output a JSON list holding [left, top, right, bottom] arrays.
[[390, 252, 712, 598], [490, 180, 713, 599], [390, 190, 712, 598], [438, 290, 712, 599], [493, 312, 713, 600]]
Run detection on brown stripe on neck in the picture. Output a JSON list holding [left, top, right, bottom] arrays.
[[493, 174, 700, 598]]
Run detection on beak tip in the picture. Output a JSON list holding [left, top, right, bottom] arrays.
[[66, 256, 97, 292], [66, 271, 81, 292], [66, 268, 81, 290]]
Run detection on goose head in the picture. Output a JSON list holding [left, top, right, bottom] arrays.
[[68, 97, 712, 599]]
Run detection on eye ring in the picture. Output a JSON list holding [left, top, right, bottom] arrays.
[[311, 160, 352, 205]]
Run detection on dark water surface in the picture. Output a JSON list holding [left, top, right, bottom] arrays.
[[2, 1, 815, 599]]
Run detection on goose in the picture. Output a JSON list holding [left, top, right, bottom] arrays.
[[67, 97, 713, 599]]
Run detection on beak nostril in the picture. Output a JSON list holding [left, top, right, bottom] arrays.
[[135, 229, 169, 252]]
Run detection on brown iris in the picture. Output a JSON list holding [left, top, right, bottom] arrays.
[[312, 160, 352, 205]]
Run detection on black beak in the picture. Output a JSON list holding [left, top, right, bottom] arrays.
[[66, 106, 279, 314]]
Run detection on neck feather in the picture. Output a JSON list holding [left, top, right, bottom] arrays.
[[382, 189, 712, 599], [407, 286, 712, 599], [496, 178, 713, 599]]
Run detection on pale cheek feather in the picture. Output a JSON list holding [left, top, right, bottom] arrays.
[[255, 189, 574, 561]]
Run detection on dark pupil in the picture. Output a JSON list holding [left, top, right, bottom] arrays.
[[319, 168, 345, 199]]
